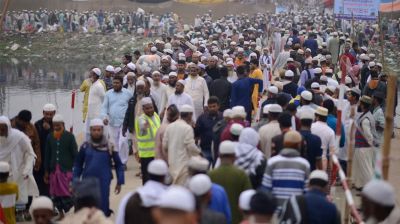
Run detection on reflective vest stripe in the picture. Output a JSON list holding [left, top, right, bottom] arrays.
[[135, 113, 160, 158]]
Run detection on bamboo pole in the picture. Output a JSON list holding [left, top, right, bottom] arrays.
[[382, 74, 397, 180], [0, 0, 11, 33], [344, 120, 356, 224]]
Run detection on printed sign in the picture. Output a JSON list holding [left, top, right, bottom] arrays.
[[334, 0, 379, 20]]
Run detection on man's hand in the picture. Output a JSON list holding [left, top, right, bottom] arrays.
[[43, 122, 51, 130], [34, 158, 41, 171], [134, 152, 140, 162], [103, 119, 109, 126], [115, 185, 121, 194]]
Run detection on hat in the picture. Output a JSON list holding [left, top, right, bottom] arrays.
[[368, 61, 376, 69], [152, 71, 161, 76], [177, 79, 186, 86], [29, 196, 53, 215], [321, 42, 327, 47], [286, 58, 294, 63], [269, 104, 283, 113], [230, 123, 244, 136], [351, 87, 361, 96], [325, 68, 333, 74], [148, 159, 168, 176], [136, 80, 145, 87], [239, 189, 256, 211], [305, 58, 312, 64], [320, 75, 328, 82], [105, 65, 114, 72], [150, 46, 157, 52], [263, 104, 271, 114], [376, 62, 383, 68], [0, 161, 10, 173], [305, 48, 311, 52], [189, 174, 212, 196], [345, 76, 352, 84], [164, 49, 173, 54], [90, 118, 104, 127], [268, 86, 278, 94], [127, 62, 136, 71], [180, 104, 194, 113], [43, 103, 56, 112], [126, 72, 136, 78], [223, 109, 233, 118], [141, 97, 153, 106], [315, 106, 328, 116], [319, 57, 326, 62], [157, 186, 195, 212], [326, 85, 336, 93], [226, 61, 234, 66], [188, 156, 209, 172], [231, 106, 246, 118], [361, 46, 368, 52], [314, 68, 322, 74], [283, 130, 302, 144], [52, 114, 64, 123], [362, 180, 396, 207], [285, 70, 294, 78], [309, 170, 329, 182], [297, 49, 304, 54], [311, 82, 320, 89], [299, 109, 315, 120], [92, 68, 101, 76], [301, 90, 313, 101], [219, 140, 236, 155], [169, 72, 177, 77], [312, 57, 319, 62], [114, 67, 122, 74], [360, 95, 372, 104]]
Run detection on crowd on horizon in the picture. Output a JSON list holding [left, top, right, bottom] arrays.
[[1, 6, 400, 224]]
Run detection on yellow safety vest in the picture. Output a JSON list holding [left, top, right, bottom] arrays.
[[134, 113, 161, 158]]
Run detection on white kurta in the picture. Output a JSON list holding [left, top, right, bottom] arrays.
[[259, 54, 273, 88], [87, 80, 106, 120], [167, 92, 196, 118], [272, 51, 290, 73], [258, 120, 281, 158], [151, 83, 168, 114], [162, 119, 200, 184], [184, 75, 209, 120], [0, 116, 38, 204]]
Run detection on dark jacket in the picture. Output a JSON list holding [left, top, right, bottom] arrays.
[[283, 81, 298, 98], [122, 93, 158, 135], [210, 77, 232, 111]]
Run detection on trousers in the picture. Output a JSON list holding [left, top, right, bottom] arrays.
[[109, 126, 129, 164]]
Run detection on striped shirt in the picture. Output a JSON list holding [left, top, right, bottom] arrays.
[[261, 148, 310, 207]]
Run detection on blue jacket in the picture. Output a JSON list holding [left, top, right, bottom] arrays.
[[230, 77, 263, 112], [327, 114, 345, 148], [101, 88, 133, 127], [305, 189, 340, 224], [208, 183, 232, 224]]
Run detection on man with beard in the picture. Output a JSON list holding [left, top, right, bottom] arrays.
[[166, 72, 178, 97], [176, 60, 188, 80], [150, 71, 168, 118], [167, 80, 195, 118], [205, 56, 220, 80], [101, 76, 133, 170], [0, 116, 38, 220], [159, 56, 173, 76], [195, 97, 223, 164], [34, 103, 56, 196], [44, 114, 77, 219], [185, 63, 209, 120], [86, 67, 106, 140], [73, 118, 124, 217]]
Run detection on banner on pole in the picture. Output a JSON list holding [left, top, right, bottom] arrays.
[[333, 0, 379, 20]]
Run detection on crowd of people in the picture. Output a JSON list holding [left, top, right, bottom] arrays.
[[0, 6, 399, 224]]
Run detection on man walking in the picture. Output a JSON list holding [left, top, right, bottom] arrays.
[[86, 67, 106, 140]]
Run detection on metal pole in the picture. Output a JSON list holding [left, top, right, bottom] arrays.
[[0, 0, 11, 32]]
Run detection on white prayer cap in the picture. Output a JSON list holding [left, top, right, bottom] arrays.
[[301, 90, 313, 101], [29, 196, 53, 215], [105, 65, 114, 72], [162, 75, 169, 81], [368, 61, 376, 68], [114, 67, 122, 74], [309, 170, 328, 182], [0, 161, 10, 173], [311, 82, 320, 89], [297, 49, 304, 54], [177, 79, 186, 86], [312, 56, 319, 62], [152, 71, 161, 76], [305, 58, 312, 64], [239, 189, 256, 211], [230, 123, 244, 136], [52, 114, 64, 123], [188, 156, 209, 171], [320, 75, 328, 82], [136, 80, 145, 86], [161, 55, 169, 61], [284, 70, 294, 77], [376, 63, 383, 68], [150, 46, 157, 52], [180, 104, 194, 113], [332, 32, 338, 36], [148, 159, 168, 176], [226, 61, 234, 66], [368, 53, 376, 58], [362, 180, 396, 207], [319, 57, 326, 62], [283, 130, 302, 144], [321, 42, 327, 47], [223, 109, 233, 118], [269, 104, 283, 113], [126, 72, 136, 78], [305, 48, 311, 52], [164, 49, 173, 54], [141, 97, 153, 106], [345, 76, 352, 84], [127, 62, 136, 71], [351, 87, 362, 96], [299, 109, 315, 120], [326, 85, 336, 93], [263, 104, 271, 114], [325, 55, 332, 60], [92, 68, 101, 76], [286, 58, 294, 63], [230, 41, 237, 45], [219, 140, 236, 155], [360, 46, 368, 52], [315, 106, 328, 117], [90, 118, 104, 127], [268, 86, 278, 94], [231, 106, 246, 118], [157, 186, 195, 212], [325, 68, 333, 74], [169, 72, 177, 77], [189, 174, 212, 196], [237, 48, 244, 53], [314, 67, 322, 74], [243, 41, 250, 45], [359, 54, 369, 60], [43, 103, 56, 112]]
